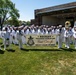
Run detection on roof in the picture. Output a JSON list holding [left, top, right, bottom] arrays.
[[35, 2, 76, 15]]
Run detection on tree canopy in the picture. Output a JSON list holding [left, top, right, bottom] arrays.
[[0, 0, 20, 30]]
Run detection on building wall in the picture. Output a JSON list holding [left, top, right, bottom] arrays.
[[59, 18, 65, 26], [42, 16, 58, 25], [74, 17, 76, 21], [42, 15, 66, 26]]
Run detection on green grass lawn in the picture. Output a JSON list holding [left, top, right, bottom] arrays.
[[0, 39, 76, 75]]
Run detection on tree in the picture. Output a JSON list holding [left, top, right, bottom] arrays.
[[26, 21, 31, 25], [4, 18, 19, 26], [0, 0, 20, 30]]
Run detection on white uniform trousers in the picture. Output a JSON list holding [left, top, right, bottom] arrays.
[[65, 37, 70, 48], [3, 38, 11, 50], [10, 35, 13, 44], [58, 35, 62, 48], [22, 36, 26, 44], [18, 38, 23, 49], [73, 38, 76, 49]]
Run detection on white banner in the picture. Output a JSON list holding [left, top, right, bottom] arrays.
[[26, 34, 56, 46]]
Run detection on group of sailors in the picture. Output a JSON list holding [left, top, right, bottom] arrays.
[[0, 20, 76, 50]]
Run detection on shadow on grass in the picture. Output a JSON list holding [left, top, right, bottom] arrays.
[[61, 48, 76, 52], [21, 48, 62, 51], [7, 49, 15, 52], [20, 48, 76, 52], [1, 45, 9, 48], [0, 50, 5, 54], [20, 48, 29, 51], [0, 43, 3, 44], [1, 44, 4, 48]]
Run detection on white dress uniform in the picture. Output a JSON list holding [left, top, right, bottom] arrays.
[[31, 29, 35, 34], [73, 21, 76, 49], [12, 30, 18, 45], [73, 29, 76, 49], [57, 28, 63, 48], [10, 30, 13, 44], [2, 30, 10, 50], [25, 29, 30, 35], [64, 29, 70, 48], [45, 29, 48, 34], [51, 29, 55, 34], [56, 28, 59, 43], [17, 30, 23, 49], [22, 29, 26, 44], [34, 29, 38, 35], [48, 29, 52, 35], [69, 28, 73, 44], [24, 28, 32, 44], [37, 29, 42, 34], [62, 27, 65, 42]]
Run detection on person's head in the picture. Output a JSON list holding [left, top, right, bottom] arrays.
[[65, 27, 69, 31], [5, 27, 8, 31], [59, 25, 62, 29], [69, 27, 72, 30], [57, 26, 59, 29]]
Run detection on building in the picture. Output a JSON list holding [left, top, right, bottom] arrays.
[[35, 2, 76, 27], [30, 19, 35, 25]]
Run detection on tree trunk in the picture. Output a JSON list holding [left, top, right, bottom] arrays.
[[1, 24, 3, 31], [0, 17, 2, 31]]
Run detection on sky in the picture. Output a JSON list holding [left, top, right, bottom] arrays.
[[11, 0, 76, 21]]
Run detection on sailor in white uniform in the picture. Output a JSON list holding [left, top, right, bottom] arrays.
[[55, 26, 59, 43], [64, 21, 71, 49], [45, 28, 48, 34], [17, 28, 24, 49], [12, 28, 18, 45], [64, 28, 71, 48], [73, 27, 76, 49], [25, 27, 31, 35], [69, 27, 73, 44], [57, 25, 63, 48], [9, 29, 13, 44], [37, 28, 40, 34], [2, 27, 11, 50], [24, 27, 29, 44], [22, 28, 26, 44], [48, 27, 52, 34], [37, 26, 44, 35], [73, 21, 76, 49]]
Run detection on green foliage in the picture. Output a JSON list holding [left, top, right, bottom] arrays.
[[26, 21, 31, 25], [0, 0, 20, 30], [18, 20, 31, 26], [5, 18, 19, 26]]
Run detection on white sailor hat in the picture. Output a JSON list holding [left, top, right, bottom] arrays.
[[59, 25, 62, 27]]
